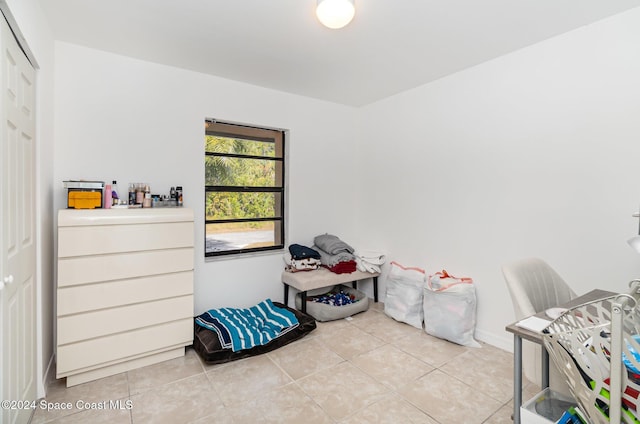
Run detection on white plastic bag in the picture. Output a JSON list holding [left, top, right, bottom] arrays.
[[423, 270, 480, 347], [384, 261, 425, 329]]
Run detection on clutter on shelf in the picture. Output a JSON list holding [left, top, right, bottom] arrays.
[[283, 233, 385, 275], [62, 180, 184, 209], [127, 183, 184, 208]]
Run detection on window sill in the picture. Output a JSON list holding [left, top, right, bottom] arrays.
[[204, 248, 285, 262]]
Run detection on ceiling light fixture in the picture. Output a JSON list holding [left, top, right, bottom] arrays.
[[316, 0, 355, 29]]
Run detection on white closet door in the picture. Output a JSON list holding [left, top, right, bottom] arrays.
[[1, 13, 37, 424]]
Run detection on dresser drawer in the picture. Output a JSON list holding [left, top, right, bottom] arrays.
[[56, 318, 193, 375], [57, 271, 193, 315], [58, 221, 194, 257], [57, 295, 193, 345], [58, 248, 194, 287]]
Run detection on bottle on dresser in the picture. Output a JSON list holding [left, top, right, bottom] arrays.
[[135, 183, 144, 205], [111, 180, 120, 206], [143, 184, 152, 208], [128, 183, 136, 206], [176, 186, 183, 206], [104, 184, 112, 209]]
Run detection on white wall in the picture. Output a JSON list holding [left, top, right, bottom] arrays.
[[52, 42, 359, 314], [5, 0, 56, 397], [35, 4, 640, 378], [357, 7, 640, 350]]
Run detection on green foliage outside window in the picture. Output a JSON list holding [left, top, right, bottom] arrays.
[[205, 135, 279, 227], [204, 121, 284, 256]]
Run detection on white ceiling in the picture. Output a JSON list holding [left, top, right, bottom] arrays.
[[38, 0, 640, 107]]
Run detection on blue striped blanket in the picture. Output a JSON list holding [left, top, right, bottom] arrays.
[[195, 299, 299, 352]]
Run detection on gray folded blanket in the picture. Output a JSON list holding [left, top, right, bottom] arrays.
[[312, 245, 355, 267], [313, 234, 354, 255]]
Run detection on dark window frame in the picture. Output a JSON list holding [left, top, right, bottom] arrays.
[[204, 120, 285, 257]]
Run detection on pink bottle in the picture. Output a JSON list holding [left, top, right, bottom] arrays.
[[104, 184, 112, 209]]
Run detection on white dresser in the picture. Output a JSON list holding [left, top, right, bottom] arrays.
[[56, 208, 194, 387]]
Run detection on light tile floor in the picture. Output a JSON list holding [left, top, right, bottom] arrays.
[[31, 303, 541, 424]]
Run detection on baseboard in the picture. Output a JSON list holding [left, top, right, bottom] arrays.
[[475, 328, 514, 353]]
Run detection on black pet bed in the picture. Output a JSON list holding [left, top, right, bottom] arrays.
[[193, 301, 316, 364]]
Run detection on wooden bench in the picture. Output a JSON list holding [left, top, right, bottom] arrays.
[[282, 268, 380, 313]]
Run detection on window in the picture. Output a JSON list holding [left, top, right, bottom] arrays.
[[205, 120, 285, 257]]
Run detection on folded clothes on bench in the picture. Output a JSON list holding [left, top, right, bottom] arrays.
[[322, 260, 357, 274], [354, 250, 386, 273], [314, 246, 354, 267], [288, 243, 321, 260], [313, 234, 354, 255], [283, 250, 321, 272]]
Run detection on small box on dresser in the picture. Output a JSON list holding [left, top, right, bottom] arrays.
[[56, 208, 194, 387]]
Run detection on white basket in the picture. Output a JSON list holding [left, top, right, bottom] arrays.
[[543, 289, 640, 424]]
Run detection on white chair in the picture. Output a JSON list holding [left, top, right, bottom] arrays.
[[502, 257, 577, 395]]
